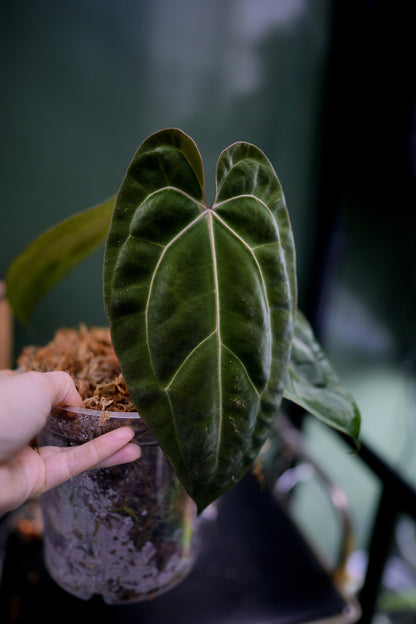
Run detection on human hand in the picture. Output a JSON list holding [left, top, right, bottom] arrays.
[[0, 370, 141, 515]]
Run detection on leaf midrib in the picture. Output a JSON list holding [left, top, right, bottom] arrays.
[[139, 193, 277, 477], [208, 210, 223, 471], [143, 202, 273, 391]]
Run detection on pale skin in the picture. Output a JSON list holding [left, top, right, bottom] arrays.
[[0, 370, 141, 515]]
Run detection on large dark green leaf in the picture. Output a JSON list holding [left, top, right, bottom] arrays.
[[104, 128, 297, 512], [6, 196, 115, 324], [284, 310, 361, 446]]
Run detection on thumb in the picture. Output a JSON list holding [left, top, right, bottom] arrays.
[[42, 371, 83, 407]]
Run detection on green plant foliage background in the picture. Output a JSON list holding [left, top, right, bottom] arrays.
[[0, 0, 333, 358]]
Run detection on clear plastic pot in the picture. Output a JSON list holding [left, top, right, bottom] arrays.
[[36, 406, 200, 604]]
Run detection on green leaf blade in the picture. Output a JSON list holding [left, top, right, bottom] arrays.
[[105, 130, 297, 512], [104, 129, 209, 497], [284, 310, 361, 446], [6, 196, 115, 324]]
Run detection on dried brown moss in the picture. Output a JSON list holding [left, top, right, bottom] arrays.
[[18, 325, 135, 411]]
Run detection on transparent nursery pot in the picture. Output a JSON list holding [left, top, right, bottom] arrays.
[[36, 406, 200, 604]]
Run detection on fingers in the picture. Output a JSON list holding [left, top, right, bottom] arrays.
[[36, 426, 141, 494], [0, 430, 141, 515], [0, 370, 82, 408], [93, 443, 142, 469], [41, 371, 83, 407], [0, 371, 83, 461], [39, 439, 142, 469]]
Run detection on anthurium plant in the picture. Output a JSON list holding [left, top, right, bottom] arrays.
[[6, 128, 360, 513]]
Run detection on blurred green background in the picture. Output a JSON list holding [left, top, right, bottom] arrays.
[[0, 0, 332, 354], [1, 1, 415, 619]]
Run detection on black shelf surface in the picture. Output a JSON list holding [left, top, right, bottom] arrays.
[[0, 475, 359, 624]]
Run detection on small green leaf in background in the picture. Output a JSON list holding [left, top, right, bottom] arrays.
[[6, 196, 115, 324], [104, 128, 297, 512], [284, 310, 361, 446]]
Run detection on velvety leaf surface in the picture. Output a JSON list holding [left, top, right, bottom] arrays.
[[284, 310, 361, 446], [104, 129, 297, 511], [6, 196, 115, 324]]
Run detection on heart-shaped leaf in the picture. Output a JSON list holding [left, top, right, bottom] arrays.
[[6, 196, 115, 324], [104, 128, 297, 512], [284, 310, 361, 446]]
